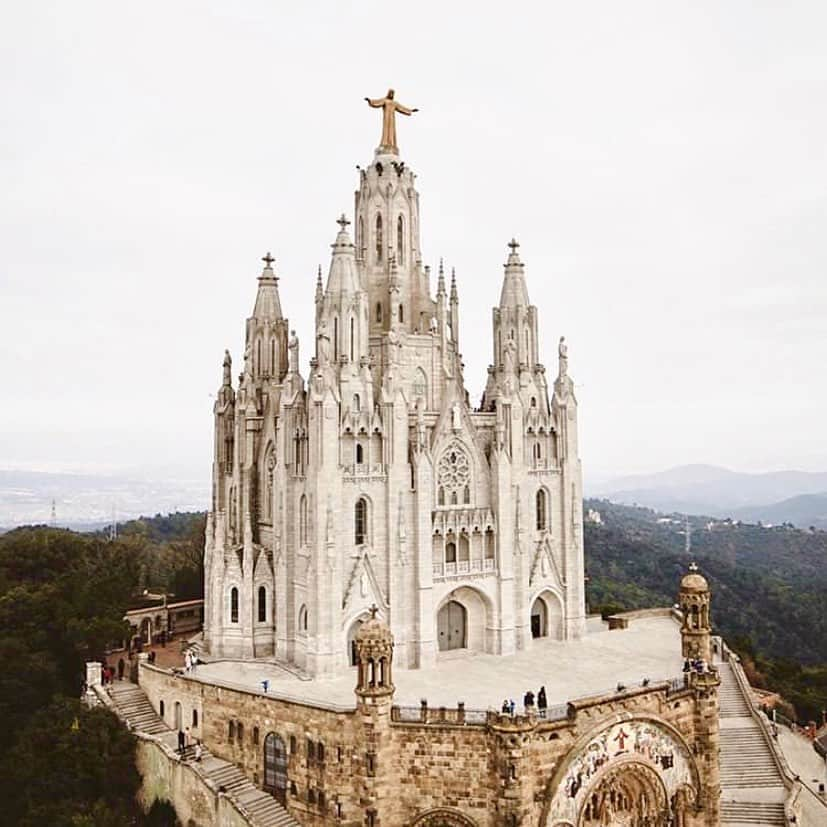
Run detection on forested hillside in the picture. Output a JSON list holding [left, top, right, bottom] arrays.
[[0, 518, 203, 825], [585, 499, 827, 720]]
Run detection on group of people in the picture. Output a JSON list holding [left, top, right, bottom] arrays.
[[501, 686, 549, 717], [176, 727, 203, 762], [683, 657, 709, 674], [184, 650, 199, 673]]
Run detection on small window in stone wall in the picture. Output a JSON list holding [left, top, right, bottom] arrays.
[[159, 700, 165, 719], [317, 742, 325, 762], [318, 790, 326, 811], [192, 709, 198, 727], [237, 722, 244, 742], [253, 726, 260, 745], [229, 721, 235, 742], [336, 801, 343, 819], [290, 735, 297, 754], [367, 809, 377, 827], [366, 752, 375, 776], [290, 781, 297, 796], [307, 739, 315, 763], [337, 746, 343, 763], [308, 789, 316, 805]]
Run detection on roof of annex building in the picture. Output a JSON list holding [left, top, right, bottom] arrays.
[[191, 613, 684, 712]]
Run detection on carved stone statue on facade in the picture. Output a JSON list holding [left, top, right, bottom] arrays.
[[317, 320, 331, 366], [451, 402, 462, 431], [558, 336, 568, 376], [288, 329, 299, 373]]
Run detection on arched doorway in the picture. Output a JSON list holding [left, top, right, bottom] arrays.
[[531, 597, 548, 638], [173, 701, 182, 730], [140, 617, 152, 644], [263, 733, 288, 804], [437, 600, 467, 651], [578, 761, 668, 826]]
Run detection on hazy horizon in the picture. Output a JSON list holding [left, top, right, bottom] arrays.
[[2, 2, 826, 482]]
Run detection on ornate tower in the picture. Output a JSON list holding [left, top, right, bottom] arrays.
[[203, 93, 587, 675], [679, 562, 712, 662]]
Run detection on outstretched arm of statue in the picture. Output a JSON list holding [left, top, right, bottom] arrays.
[[365, 97, 385, 108], [394, 103, 418, 116]]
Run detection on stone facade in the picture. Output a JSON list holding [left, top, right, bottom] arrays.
[[203, 135, 586, 674], [138, 655, 720, 826]]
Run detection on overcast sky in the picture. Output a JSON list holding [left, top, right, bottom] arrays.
[[1, 2, 825, 485]]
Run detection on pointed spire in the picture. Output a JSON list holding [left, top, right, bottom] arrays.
[[324, 214, 359, 296], [437, 258, 446, 295], [252, 252, 283, 319], [315, 264, 323, 304], [222, 349, 232, 386], [450, 267, 458, 301], [499, 238, 530, 308]]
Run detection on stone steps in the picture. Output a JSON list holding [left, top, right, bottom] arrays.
[[717, 662, 788, 825], [108, 681, 170, 735], [108, 680, 298, 826], [720, 801, 786, 826]]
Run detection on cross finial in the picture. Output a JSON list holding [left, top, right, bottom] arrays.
[[337, 213, 351, 230], [262, 252, 275, 268], [369, 603, 379, 620], [508, 238, 520, 253], [688, 561, 699, 573]]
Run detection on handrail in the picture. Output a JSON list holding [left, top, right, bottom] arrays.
[[719, 639, 803, 826]]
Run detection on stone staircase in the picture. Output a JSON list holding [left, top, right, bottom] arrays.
[[718, 662, 788, 826], [198, 755, 299, 827], [107, 680, 298, 827], [108, 680, 170, 735]]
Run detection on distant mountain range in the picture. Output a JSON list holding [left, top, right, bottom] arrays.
[[589, 464, 827, 529]]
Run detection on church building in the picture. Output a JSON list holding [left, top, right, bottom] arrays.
[[203, 90, 586, 676]]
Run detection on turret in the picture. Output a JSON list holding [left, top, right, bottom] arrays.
[[449, 267, 459, 346], [317, 215, 368, 367], [493, 239, 538, 374], [244, 253, 288, 383], [679, 562, 712, 663]]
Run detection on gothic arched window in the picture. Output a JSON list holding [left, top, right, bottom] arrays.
[[355, 497, 368, 545], [355, 443, 364, 464], [333, 317, 339, 360], [536, 489, 547, 531], [349, 317, 355, 361], [258, 585, 267, 623], [399, 304, 404, 323], [298, 604, 308, 633], [376, 302, 382, 323], [230, 587, 239, 623], [375, 214, 383, 262], [445, 541, 457, 563], [353, 393, 360, 412], [397, 215, 404, 265]]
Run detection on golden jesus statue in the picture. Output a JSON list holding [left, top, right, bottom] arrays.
[[364, 89, 418, 153]]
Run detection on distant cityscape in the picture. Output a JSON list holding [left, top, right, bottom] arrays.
[[0, 469, 209, 530]]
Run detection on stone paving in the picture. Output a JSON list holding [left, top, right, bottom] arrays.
[[776, 725, 827, 827], [194, 615, 684, 710]]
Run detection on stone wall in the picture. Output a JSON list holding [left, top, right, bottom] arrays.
[[139, 664, 720, 826], [135, 731, 253, 827]]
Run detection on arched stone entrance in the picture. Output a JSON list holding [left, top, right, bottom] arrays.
[[411, 807, 478, 826], [578, 760, 667, 826], [263, 732, 288, 803], [531, 588, 564, 641], [437, 600, 467, 651], [531, 596, 548, 638], [140, 616, 153, 644], [543, 718, 699, 827]]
